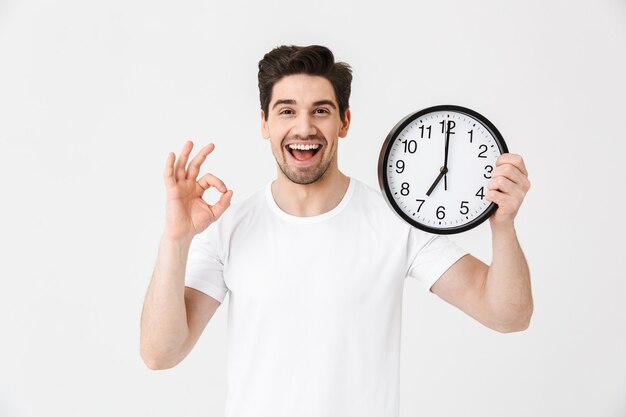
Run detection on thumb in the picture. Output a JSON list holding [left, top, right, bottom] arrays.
[[210, 190, 233, 220]]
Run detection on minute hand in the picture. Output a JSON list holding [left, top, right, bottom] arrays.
[[443, 121, 451, 168]]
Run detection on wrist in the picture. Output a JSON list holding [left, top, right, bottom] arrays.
[[489, 218, 516, 237], [160, 233, 194, 249]]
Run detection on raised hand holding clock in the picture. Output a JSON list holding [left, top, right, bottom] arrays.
[[378, 104, 532, 333], [378, 105, 529, 235], [486, 153, 531, 229]]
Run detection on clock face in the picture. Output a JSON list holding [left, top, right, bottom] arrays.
[[378, 105, 508, 234]]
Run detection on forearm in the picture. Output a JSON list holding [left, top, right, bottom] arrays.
[[140, 235, 193, 368], [483, 224, 533, 331]]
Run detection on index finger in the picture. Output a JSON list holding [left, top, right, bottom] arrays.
[[496, 153, 528, 176], [175, 140, 194, 180], [187, 143, 216, 180]]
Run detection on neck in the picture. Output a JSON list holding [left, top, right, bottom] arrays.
[[271, 168, 350, 217]]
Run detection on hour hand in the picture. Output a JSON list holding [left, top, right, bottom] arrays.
[[426, 166, 448, 196]]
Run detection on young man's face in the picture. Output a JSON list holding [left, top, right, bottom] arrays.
[[261, 74, 350, 185]]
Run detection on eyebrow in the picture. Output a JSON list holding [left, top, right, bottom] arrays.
[[313, 100, 337, 109], [271, 99, 337, 110], [272, 99, 296, 109]]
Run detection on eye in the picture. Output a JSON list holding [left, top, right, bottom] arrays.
[[279, 108, 294, 115], [314, 108, 330, 114]]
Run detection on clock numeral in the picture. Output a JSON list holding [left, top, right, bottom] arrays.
[[418, 125, 432, 139], [395, 160, 405, 173], [484, 165, 493, 179], [476, 186, 485, 200], [460, 201, 469, 215], [400, 182, 410, 196], [436, 206, 446, 220], [477, 144, 488, 158], [416, 199, 425, 212], [401, 140, 417, 154], [468, 130, 473, 143], [439, 120, 456, 134]]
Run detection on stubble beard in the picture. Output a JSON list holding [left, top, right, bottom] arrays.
[[275, 134, 332, 185]]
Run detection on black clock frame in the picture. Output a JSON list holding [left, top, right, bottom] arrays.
[[377, 104, 509, 235]]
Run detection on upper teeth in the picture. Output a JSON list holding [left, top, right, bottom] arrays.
[[288, 144, 320, 150]]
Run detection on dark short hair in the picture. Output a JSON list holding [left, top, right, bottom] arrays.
[[258, 45, 352, 121]]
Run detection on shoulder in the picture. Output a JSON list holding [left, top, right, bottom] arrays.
[[348, 177, 410, 231], [350, 178, 387, 207], [347, 178, 458, 264], [350, 178, 399, 214], [349, 177, 450, 244]]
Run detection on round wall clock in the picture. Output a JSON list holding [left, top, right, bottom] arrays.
[[378, 105, 508, 235]]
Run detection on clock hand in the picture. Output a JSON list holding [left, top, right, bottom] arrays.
[[426, 166, 448, 196], [425, 121, 453, 197], [443, 120, 451, 168], [442, 120, 455, 192]]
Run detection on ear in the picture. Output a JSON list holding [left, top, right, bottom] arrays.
[[261, 110, 270, 139], [338, 108, 351, 138]]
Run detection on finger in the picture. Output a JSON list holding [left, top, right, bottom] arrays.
[[163, 152, 175, 187], [496, 153, 528, 176], [492, 164, 531, 195], [486, 188, 524, 219], [209, 190, 233, 220], [491, 163, 527, 186], [486, 189, 516, 209], [174, 140, 193, 181], [187, 143, 216, 181], [488, 176, 526, 198], [487, 179, 526, 214], [197, 173, 228, 193]]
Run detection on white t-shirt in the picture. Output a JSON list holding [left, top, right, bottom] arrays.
[[185, 177, 467, 417]]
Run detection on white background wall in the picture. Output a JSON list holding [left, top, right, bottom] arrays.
[[1, 0, 625, 416]]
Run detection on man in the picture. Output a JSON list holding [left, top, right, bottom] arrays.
[[140, 45, 532, 417]]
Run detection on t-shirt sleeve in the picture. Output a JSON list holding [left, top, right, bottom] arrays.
[[184, 223, 229, 303], [405, 227, 468, 291]]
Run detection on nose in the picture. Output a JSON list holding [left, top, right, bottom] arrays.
[[291, 113, 317, 138]]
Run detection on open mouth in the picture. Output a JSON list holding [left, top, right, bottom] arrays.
[[285, 143, 322, 162]]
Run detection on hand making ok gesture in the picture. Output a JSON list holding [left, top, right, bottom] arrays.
[[163, 141, 233, 241]]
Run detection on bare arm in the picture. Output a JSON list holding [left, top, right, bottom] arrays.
[[431, 154, 533, 333], [140, 238, 221, 369], [140, 141, 232, 369], [431, 232, 532, 332]]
